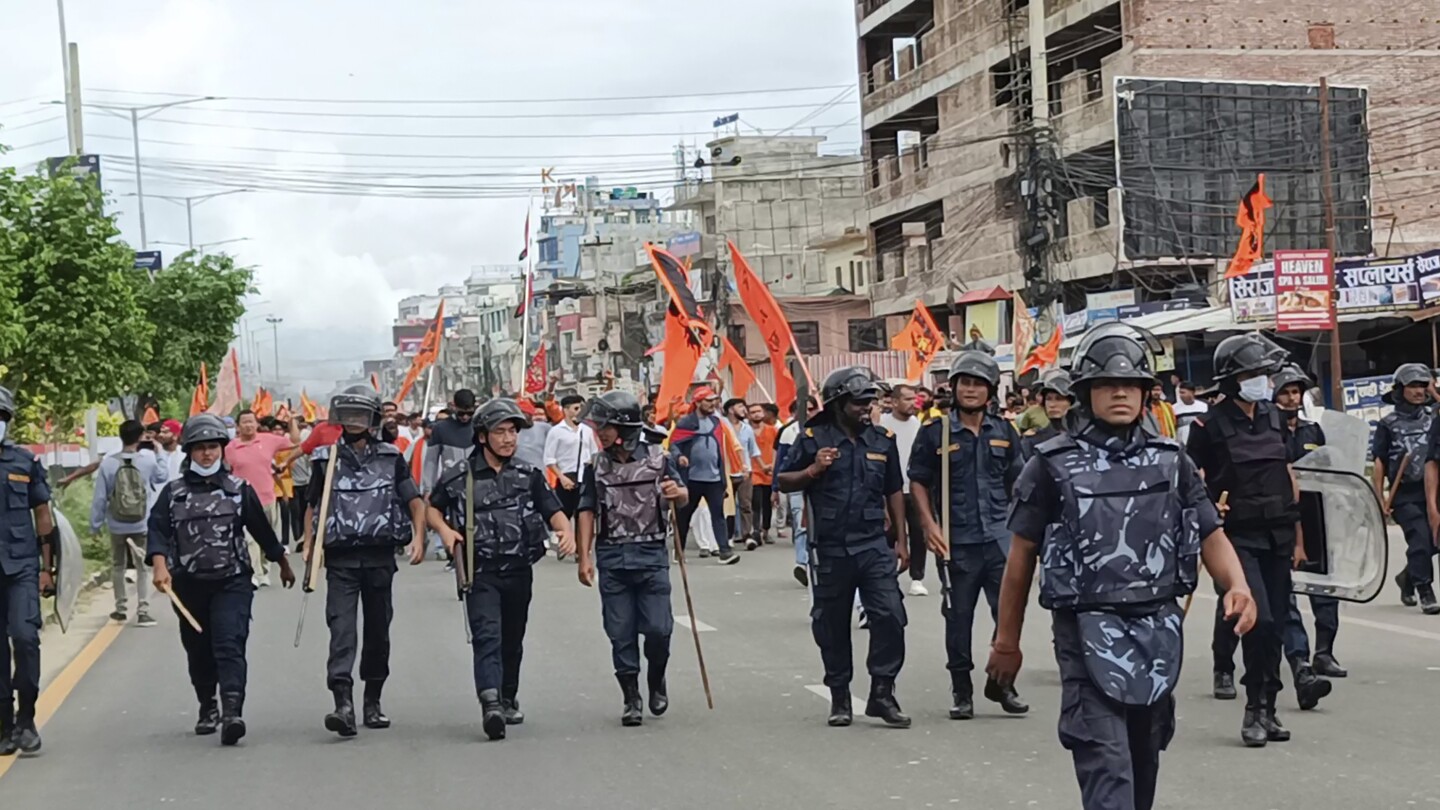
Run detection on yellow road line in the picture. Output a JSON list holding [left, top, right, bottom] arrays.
[[0, 620, 124, 781]]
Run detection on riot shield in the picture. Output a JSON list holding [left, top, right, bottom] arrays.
[[51, 506, 85, 633], [1292, 413, 1388, 602]]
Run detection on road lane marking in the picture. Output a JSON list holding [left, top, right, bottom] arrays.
[[805, 684, 861, 703], [675, 615, 716, 632], [0, 620, 124, 782], [1192, 592, 1440, 643]]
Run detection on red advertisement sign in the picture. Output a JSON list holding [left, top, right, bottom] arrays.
[[1274, 249, 1335, 332]]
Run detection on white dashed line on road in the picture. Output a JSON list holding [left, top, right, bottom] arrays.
[[675, 615, 717, 632]]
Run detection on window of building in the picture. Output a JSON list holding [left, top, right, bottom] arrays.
[[635, 209, 652, 224], [539, 238, 558, 263], [792, 321, 820, 355], [727, 323, 747, 357], [848, 318, 887, 352]]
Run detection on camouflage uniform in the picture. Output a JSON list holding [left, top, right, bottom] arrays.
[[308, 441, 419, 699], [147, 465, 285, 725], [0, 434, 49, 749], [1010, 422, 1215, 810], [430, 453, 560, 715]]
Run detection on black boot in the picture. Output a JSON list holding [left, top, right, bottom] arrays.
[[1213, 671, 1237, 700], [1292, 663, 1332, 711], [1241, 707, 1268, 748], [194, 684, 219, 736], [864, 679, 911, 728], [324, 686, 358, 738], [1420, 584, 1440, 615], [219, 692, 246, 747], [479, 689, 506, 740], [827, 686, 853, 727], [984, 675, 1029, 715], [363, 682, 390, 729], [501, 691, 525, 726], [618, 674, 644, 727], [647, 664, 669, 717], [1313, 652, 1348, 678], [1261, 700, 1291, 742], [0, 709, 16, 757], [949, 673, 974, 720], [1397, 571, 1417, 607]]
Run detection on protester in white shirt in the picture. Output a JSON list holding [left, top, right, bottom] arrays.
[[879, 384, 929, 596], [543, 394, 597, 522], [1172, 380, 1209, 446]]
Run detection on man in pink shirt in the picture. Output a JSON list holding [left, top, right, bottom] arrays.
[[225, 410, 300, 587]]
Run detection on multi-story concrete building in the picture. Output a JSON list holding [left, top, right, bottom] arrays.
[[855, 0, 1440, 335]]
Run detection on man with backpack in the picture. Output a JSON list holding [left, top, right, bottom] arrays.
[[90, 419, 168, 626]]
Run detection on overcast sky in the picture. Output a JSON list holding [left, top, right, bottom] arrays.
[[1, 0, 861, 392]]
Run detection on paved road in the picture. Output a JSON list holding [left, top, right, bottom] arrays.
[[4, 532, 1440, 808]]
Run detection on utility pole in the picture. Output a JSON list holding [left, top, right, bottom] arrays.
[[66, 43, 84, 154], [1319, 76, 1343, 407], [1011, 0, 1060, 350], [266, 316, 283, 388]]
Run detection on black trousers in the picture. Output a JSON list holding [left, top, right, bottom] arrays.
[[555, 471, 581, 521], [942, 543, 1006, 681], [599, 566, 672, 676], [903, 493, 928, 582], [468, 568, 533, 698], [750, 484, 773, 539], [288, 495, 308, 545], [1054, 612, 1174, 810], [676, 478, 731, 553], [1396, 501, 1436, 586], [810, 545, 906, 688], [1225, 543, 1292, 708], [0, 566, 41, 723], [325, 564, 395, 689], [1281, 594, 1340, 664], [170, 574, 253, 703]]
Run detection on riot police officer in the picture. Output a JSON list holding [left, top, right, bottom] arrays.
[[0, 386, 56, 756], [1020, 370, 1076, 458], [303, 386, 425, 737], [575, 391, 687, 727], [147, 414, 297, 745], [1377, 363, 1436, 613], [988, 323, 1257, 810], [1186, 332, 1301, 746], [777, 366, 910, 728], [1210, 364, 1336, 708], [426, 399, 574, 740], [910, 351, 1027, 720]]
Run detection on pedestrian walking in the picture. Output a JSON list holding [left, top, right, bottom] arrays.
[[224, 410, 299, 587], [670, 387, 741, 565], [90, 419, 168, 627], [879, 384, 926, 596]]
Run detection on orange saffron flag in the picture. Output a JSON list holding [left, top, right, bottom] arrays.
[[1224, 174, 1274, 279], [253, 387, 273, 418], [189, 362, 210, 417], [1019, 320, 1064, 376], [729, 241, 798, 418], [395, 301, 446, 406], [891, 300, 944, 382], [300, 389, 318, 423], [655, 305, 704, 424], [719, 337, 756, 399]]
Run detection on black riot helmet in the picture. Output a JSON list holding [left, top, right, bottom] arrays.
[[585, 391, 645, 453], [947, 350, 1001, 390], [820, 366, 881, 409], [1271, 363, 1313, 397], [1212, 332, 1288, 383], [180, 413, 230, 451], [0, 385, 13, 421], [476, 398, 532, 434], [1037, 369, 1076, 402], [1394, 362, 1431, 389], [1069, 321, 1162, 390], [330, 385, 384, 431]]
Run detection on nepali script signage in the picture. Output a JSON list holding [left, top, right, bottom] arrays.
[[1229, 262, 1275, 324], [1232, 249, 1438, 323]]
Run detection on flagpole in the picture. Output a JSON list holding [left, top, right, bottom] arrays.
[[518, 198, 534, 396]]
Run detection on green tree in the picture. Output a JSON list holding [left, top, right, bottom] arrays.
[[134, 250, 254, 404], [0, 154, 155, 429]]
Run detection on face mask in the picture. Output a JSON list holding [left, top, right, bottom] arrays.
[[192, 458, 222, 476], [0, 421, 8, 443], [1238, 377, 1273, 403]]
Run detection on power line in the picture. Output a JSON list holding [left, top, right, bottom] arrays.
[[123, 100, 859, 121], [85, 83, 857, 106], [137, 115, 859, 141]]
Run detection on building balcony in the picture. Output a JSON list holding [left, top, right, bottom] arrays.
[[857, 0, 933, 36], [865, 108, 1014, 223], [1051, 50, 1130, 156]]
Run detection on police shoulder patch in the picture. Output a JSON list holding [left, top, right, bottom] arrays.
[[883, 427, 894, 438], [1022, 429, 1037, 437], [804, 427, 814, 438]]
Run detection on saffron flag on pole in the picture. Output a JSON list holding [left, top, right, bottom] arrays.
[[208, 348, 242, 417], [300, 389, 318, 422], [252, 387, 273, 418], [654, 304, 704, 424], [718, 337, 756, 399], [516, 210, 533, 318], [890, 300, 944, 382], [646, 243, 713, 350], [369, 372, 381, 392], [524, 345, 548, 394], [189, 362, 210, 417], [394, 301, 445, 406], [1224, 174, 1274, 279], [728, 241, 798, 418], [1019, 320, 1064, 376], [1011, 291, 1035, 372]]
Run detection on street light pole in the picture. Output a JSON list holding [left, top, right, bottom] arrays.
[[267, 316, 284, 388], [130, 109, 147, 248]]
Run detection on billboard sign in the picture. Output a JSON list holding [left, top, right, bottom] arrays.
[[1274, 249, 1335, 332]]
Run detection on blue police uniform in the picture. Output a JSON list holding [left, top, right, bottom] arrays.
[[578, 444, 682, 679], [908, 412, 1020, 699], [147, 465, 285, 726], [0, 439, 49, 744], [430, 454, 561, 708], [1375, 402, 1434, 592], [782, 421, 906, 691], [1011, 422, 1217, 810]]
